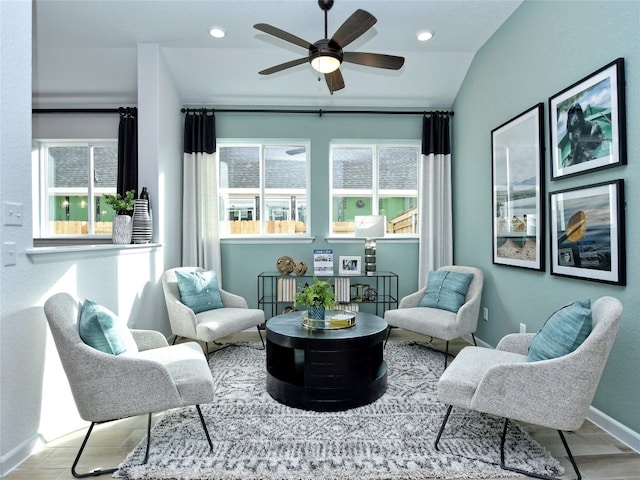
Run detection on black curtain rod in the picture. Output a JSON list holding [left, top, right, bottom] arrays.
[[181, 107, 453, 117], [32, 108, 135, 114]]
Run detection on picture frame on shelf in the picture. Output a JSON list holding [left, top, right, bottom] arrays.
[[338, 256, 361, 276], [549, 58, 626, 180], [491, 103, 545, 271], [549, 179, 625, 285]]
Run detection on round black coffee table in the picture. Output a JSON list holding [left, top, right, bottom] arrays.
[[266, 311, 388, 411]]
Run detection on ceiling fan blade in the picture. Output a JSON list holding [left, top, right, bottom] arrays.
[[343, 51, 405, 70], [258, 57, 309, 75], [254, 23, 313, 50], [325, 69, 345, 94], [331, 9, 377, 48]]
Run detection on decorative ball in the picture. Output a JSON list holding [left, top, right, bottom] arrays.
[[276, 255, 294, 275], [293, 261, 308, 276]]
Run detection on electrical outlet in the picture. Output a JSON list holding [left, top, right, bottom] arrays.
[[519, 323, 527, 333], [3, 242, 16, 266], [483, 307, 489, 321]]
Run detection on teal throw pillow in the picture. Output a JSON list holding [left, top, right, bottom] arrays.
[[78, 299, 139, 355], [419, 270, 474, 313], [175, 269, 224, 313], [528, 299, 592, 362]]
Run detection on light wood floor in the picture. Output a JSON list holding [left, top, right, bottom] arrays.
[[5, 331, 638, 480]]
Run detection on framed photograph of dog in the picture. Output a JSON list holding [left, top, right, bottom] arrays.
[[549, 58, 626, 180]]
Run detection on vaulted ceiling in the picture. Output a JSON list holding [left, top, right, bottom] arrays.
[[32, 0, 522, 108]]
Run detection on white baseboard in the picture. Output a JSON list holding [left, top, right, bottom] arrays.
[[587, 406, 640, 453], [0, 433, 39, 477]]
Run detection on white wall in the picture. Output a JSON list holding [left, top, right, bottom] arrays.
[[0, 7, 184, 476]]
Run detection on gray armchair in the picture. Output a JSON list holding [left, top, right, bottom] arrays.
[[435, 296, 623, 480], [162, 267, 265, 357], [384, 265, 484, 368], [44, 292, 215, 478]]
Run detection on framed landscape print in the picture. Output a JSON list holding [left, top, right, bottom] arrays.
[[549, 58, 626, 179], [492, 103, 545, 271], [549, 179, 625, 285]]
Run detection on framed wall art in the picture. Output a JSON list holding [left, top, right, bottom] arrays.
[[492, 103, 545, 271], [338, 256, 361, 275], [549, 58, 626, 179], [549, 179, 625, 285]]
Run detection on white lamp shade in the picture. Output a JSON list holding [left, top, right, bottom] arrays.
[[354, 215, 386, 239], [310, 55, 341, 74]]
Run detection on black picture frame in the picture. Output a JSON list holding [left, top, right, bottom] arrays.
[[492, 103, 545, 271], [549, 58, 626, 180], [549, 179, 625, 285]]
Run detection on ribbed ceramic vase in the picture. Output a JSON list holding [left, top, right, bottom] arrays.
[[132, 199, 152, 244], [112, 215, 133, 244]]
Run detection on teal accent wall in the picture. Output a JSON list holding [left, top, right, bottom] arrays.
[[217, 112, 420, 308], [453, 1, 639, 433]]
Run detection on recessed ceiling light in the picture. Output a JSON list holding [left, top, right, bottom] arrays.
[[417, 30, 434, 42], [209, 27, 226, 39]]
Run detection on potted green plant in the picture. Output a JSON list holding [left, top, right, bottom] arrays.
[[294, 276, 336, 320], [104, 190, 136, 244]]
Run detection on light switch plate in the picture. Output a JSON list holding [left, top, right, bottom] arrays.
[[3, 202, 23, 226]]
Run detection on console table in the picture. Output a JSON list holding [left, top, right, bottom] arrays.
[[257, 271, 398, 319], [266, 311, 388, 411]]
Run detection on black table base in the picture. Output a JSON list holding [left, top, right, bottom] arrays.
[[266, 312, 388, 411]]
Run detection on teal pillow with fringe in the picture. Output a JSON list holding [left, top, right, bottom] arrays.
[[419, 270, 473, 313], [528, 299, 592, 362], [176, 269, 224, 313]]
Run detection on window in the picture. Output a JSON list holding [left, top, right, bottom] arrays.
[[34, 141, 119, 238], [217, 141, 309, 237], [330, 143, 420, 236]]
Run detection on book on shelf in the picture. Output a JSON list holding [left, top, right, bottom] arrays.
[[277, 277, 296, 302], [334, 302, 359, 312], [334, 277, 351, 303]]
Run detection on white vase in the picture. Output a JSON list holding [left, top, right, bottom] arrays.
[[112, 214, 133, 244], [132, 199, 152, 244]]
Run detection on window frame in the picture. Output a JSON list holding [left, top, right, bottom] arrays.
[[33, 139, 118, 243], [217, 139, 311, 239], [329, 140, 421, 238]]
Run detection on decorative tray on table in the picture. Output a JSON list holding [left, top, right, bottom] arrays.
[[301, 310, 356, 330]]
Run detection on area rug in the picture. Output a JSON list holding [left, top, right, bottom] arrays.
[[116, 342, 562, 479]]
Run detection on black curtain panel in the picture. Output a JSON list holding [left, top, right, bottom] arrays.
[[117, 107, 138, 197], [422, 114, 451, 156], [184, 110, 216, 154]]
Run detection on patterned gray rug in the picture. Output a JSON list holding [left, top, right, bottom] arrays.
[[116, 342, 562, 479]]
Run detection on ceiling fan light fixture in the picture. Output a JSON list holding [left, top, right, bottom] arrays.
[[310, 54, 341, 73]]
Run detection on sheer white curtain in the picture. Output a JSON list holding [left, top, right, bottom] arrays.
[[182, 111, 221, 277], [182, 152, 221, 275], [418, 114, 453, 287]]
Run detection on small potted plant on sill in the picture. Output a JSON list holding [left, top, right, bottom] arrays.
[[294, 276, 336, 320], [104, 189, 136, 244]]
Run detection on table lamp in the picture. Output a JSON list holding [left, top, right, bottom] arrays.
[[354, 215, 386, 276]]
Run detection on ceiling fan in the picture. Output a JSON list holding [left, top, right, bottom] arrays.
[[254, 0, 405, 94]]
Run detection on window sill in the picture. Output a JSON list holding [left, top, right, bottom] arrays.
[[326, 236, 418, 244], [26, 243, 163, 264], [221, 236, 315, 245]]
